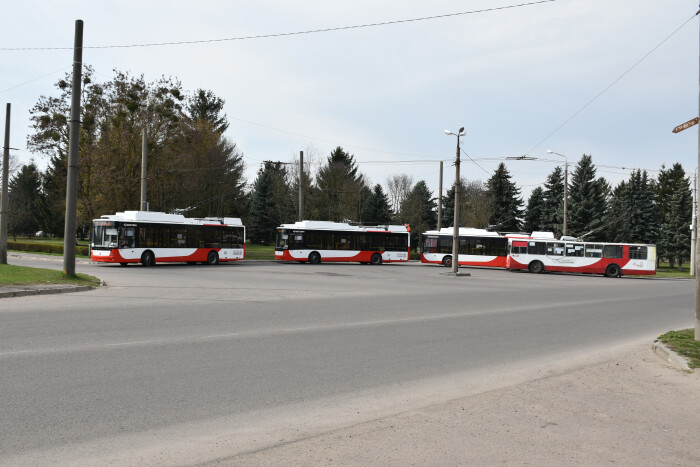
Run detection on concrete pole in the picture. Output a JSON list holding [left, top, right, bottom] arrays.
[[563, 160, 568, 237], [691, 172, 696, 276], [62, 19, 83, 277], [696, 7, 700, 341], [299, 151, 304, 221], [437, 161, 443, 231], [140, 127, 147, 211], [451, 131, 462, 275], [0, 104, 10, 264]]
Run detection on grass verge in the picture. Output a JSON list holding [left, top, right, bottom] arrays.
[[0, 264, 101, 288], [245, 244, 275, 260], [658, 329, 700, 368], [655, 262, 692, 279]]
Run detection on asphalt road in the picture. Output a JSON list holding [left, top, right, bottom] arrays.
[[0, 255, 694, 465]]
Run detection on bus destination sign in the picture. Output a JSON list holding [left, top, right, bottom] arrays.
[[672, 117, 699, 133]]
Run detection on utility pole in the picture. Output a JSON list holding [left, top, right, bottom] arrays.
[[62, 19, 83, 277], [437, 161, 443, 231], [140, 127, 147, 211], [563, 161, 568, 236], [0, 104, 10, 264], [445, 127, 465, 275], [696, 4, 700, 341], [299, 151, 304, 221], [692, 172, 697, 276]]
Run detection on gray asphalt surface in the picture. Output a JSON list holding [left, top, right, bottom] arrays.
[[0, 254, 696, 465]]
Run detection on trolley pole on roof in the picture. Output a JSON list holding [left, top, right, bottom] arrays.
[[62, 19, 83, 277], [0, 103, 10, 265]]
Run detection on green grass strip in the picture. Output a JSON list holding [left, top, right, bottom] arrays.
[[0, 264, 100, 287], [658, 329, 700, 368]]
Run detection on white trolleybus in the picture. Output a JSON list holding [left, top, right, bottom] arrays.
[[420, 228, 552, 268], [91, 211, 245, 266], [275, 221, 410, 264], [506, 236, 656, 277]]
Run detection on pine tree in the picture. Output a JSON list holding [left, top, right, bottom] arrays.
[[567, 155, 607, 240], [621, 170, 659, 244], [656, 164, 691, 267], [7, 162, 44, 236], [360, 184, 392, 225], [523, 187, 546, 234], [398, 180, 436, 248], [485, 163, 523, 232], [313, 147, 367, 222], [541, 166, 565, 237], [247, 162, 293, 244]]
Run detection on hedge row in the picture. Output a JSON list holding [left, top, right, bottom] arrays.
[[8, 241, 90, 256]]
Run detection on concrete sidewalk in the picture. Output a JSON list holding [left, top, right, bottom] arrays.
[[217, 343, 699, 466]]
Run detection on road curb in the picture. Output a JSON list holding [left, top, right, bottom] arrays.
[[0, 285, 97, 299], [652, 340, 692, 371]]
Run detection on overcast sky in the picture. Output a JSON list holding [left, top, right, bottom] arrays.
[[1, 0, 699, 205]]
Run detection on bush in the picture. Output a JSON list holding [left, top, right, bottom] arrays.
[[8, 241, 90, 256]]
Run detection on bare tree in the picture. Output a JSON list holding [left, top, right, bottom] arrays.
[[386, 173, 414, 214]]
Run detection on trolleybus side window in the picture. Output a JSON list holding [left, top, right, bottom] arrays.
[[603, 245, 623, 259], [585, 244, 603, 258], [628, 246, 647, 260], [546, 242, 565, 256], [393, 233, 408, 251], [511, 241, 528, 254], [369, 233, 385, 251], [423, 236, 438, 253], [527, 241, 545, 255], [566, 244, 584, 257]]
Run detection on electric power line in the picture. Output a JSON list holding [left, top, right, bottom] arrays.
[[0, 1, 557, 51]]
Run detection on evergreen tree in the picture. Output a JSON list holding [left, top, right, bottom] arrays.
[[441, 178, 490, 229], [620, 170, 659, 244], [7, 162, 44, 236], [606, 181, 627, 243], [658, 188, 692, 270], [656, 164, 691, 267], [186, 89, 229, 134], [541, 166, 565, 237], [398, 180, 436, 248], [486, 163, 523, 232], [523, 187, 546, 234], [247, 162, 293, 244], [313, 147, 367, 222], [360, 184, 392, 225], [566, 155, 607, 240]]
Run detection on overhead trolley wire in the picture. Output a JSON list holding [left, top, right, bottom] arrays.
[[0, 1, 556, 51]]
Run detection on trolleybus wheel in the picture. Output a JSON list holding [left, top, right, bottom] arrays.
[[370, 253, 383, 265], [207, 251, 219, 265], [442, 255, 452, 267], [141, 251, 155, 267], [309, 252, 321, 264], [604, 264, 621, 278], [528, 260, 544, 274]]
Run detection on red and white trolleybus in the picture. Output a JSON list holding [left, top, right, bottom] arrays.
[[275, 221, 410, 264], [420, 228, 554, 268], [506, 237, 656, 277], [91, 211, 245, 266]]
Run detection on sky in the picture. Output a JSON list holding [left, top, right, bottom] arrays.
[[1, 0, 699, 206]]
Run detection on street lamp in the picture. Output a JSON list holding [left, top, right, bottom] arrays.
[[445, 127, 465, 274], [546, 149, 568, 237]]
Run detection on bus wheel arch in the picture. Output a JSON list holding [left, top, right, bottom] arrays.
[[141, 250, 155, 267], [442, 255, 452, 267], [528, 260, 544, 274], [309, 252, 321, 264], [207, 250, 219, 265], [370, 253, 383, 265], [605, 263, 621, 277]]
